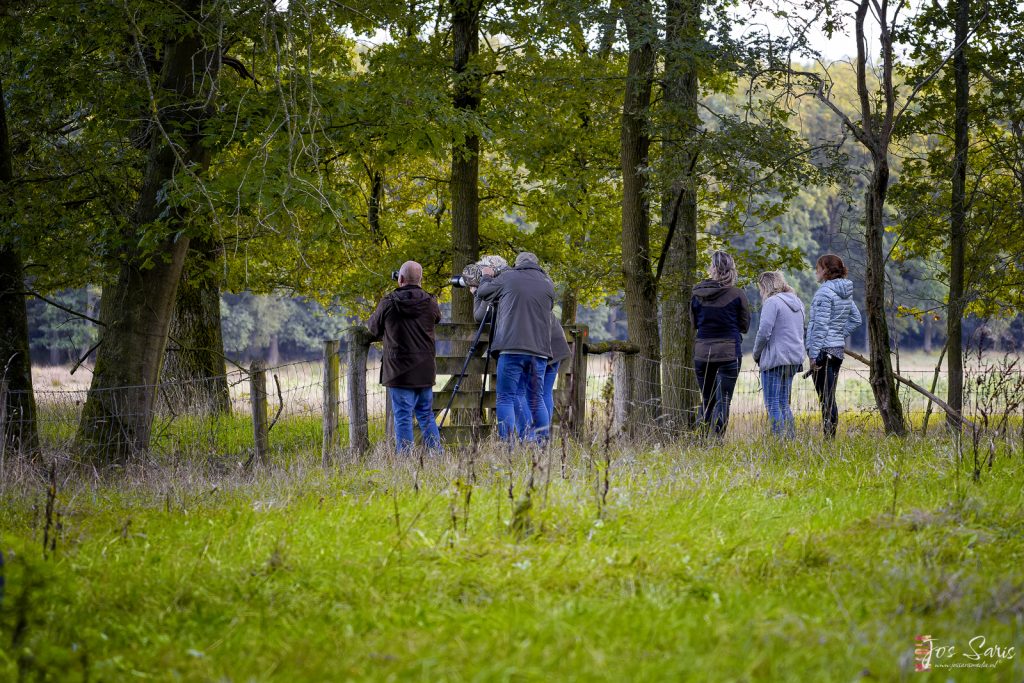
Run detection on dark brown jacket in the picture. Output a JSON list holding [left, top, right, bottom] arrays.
[[367, 285, 441, 388], [690, 280, 751, 362]]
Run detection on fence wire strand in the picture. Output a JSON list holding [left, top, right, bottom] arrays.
[[3, 347, 1022, 464]]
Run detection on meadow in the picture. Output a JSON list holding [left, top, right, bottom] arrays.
[[2, 432, 1022, 681]]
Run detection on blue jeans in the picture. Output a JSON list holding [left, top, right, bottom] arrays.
[[694, 358, 741, 436], [388, 387, 441, 453], [516, 361, 560, 437], [498, 354, 549, 442], [761, 365, 798, 439]]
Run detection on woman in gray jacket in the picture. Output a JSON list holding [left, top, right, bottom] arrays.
[[806, 254, 862, 438], [752, 272, 805, 439]]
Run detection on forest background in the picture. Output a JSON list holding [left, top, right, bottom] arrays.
[[3, 0, 1024, 453]]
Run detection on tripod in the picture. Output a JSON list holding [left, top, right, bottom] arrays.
[[437, 303, 494, 430]]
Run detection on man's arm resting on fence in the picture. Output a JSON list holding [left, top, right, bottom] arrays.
[[366, 296, 390, 341]]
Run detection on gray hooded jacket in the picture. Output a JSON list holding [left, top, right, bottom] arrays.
[[474, 264, 555, 358], [805, 278, 862, 360], [752, 291, 806, 371]]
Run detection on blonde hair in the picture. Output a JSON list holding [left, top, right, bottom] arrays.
[[757, 271, 793, 300], [710, 250, 737, 287]]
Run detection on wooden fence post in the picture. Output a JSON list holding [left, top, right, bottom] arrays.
[[613, 352, 636, 437], [322, 340, 340, 466], [0, 379, 8, 461], [250, 360, 269, 465], [568, 325, 588, 436], [346, 327, 371, 455]]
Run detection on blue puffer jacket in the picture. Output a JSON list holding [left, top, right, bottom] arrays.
[[806, 278, 862, 361]]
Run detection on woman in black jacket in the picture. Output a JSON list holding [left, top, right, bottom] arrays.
[[690, 251, 751, 436]]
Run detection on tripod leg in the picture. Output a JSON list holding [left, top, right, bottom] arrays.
[[438, 305, 492, 431]]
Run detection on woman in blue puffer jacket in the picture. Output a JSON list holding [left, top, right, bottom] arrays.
[[806, 254, 862, 438]]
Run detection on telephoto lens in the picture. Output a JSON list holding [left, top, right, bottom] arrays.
[[390, 270, 400, 281], [449, 276, 468, 288]]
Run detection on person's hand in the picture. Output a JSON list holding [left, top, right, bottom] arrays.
[[480, 266, 495, 278], [469, 286, 477, 294]]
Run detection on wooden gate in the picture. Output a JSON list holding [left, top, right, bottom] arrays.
[[431, 323, 588, 444]]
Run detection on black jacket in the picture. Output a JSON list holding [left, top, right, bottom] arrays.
[[367, 285, 441, 388], [690, 280, 751, 362]]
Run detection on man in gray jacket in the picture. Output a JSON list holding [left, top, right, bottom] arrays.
[[474, 252, 555, 442]]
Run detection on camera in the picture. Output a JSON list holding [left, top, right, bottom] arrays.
[[390, 270, 400, 281], [449, 262, 510, 289]]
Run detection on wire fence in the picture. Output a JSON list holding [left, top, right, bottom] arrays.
[[5, 347, 1023, 465], [11, 359, 387, 464], [579, 354, 1024, 435]]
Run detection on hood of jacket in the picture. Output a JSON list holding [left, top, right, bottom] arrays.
[[390, 286, 435, 317], [693, 279, 732, 302], [822, 278, 854, 300], [773, 291, 805, 313]]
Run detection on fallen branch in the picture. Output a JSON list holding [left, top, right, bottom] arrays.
[[845, 350, 975, 431], [267, 373, 284, 432]]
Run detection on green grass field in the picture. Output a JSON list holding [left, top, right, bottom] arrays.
[[2, 435, 1022, 681]]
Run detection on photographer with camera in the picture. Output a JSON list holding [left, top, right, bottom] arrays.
[[474, 252, 555, 443], [367, 261, 442, 454]]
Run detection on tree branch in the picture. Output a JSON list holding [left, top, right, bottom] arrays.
[[221, 54, 261, 86], [28, 290, 105, 326]]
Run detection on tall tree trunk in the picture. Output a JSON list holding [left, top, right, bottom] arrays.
[[77, 4, 219, 461], [560, 288, 578, 325], [834, 0, 905, 435], [0, 75, 39, 454], [865, 152, 907, 435], [162, 239, 230, 416], [620, 0, 661, 426], [444, 0, 485, 428], [947, 0, 970, 428], [450, 0, 483, 324], [659, 0, 701, 431]]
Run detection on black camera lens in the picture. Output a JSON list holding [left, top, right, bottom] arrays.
[[449, 276, 467, 288], [390, 270, 400, 280]]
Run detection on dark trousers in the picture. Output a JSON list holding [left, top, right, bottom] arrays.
[[811, 356, 843, 438], [694, 358, 741, 436]]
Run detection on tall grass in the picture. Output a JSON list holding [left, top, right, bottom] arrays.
[[2, 434, 1022, 681]]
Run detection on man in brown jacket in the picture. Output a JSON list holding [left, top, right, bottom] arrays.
[[367, 261, 441, 453]]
